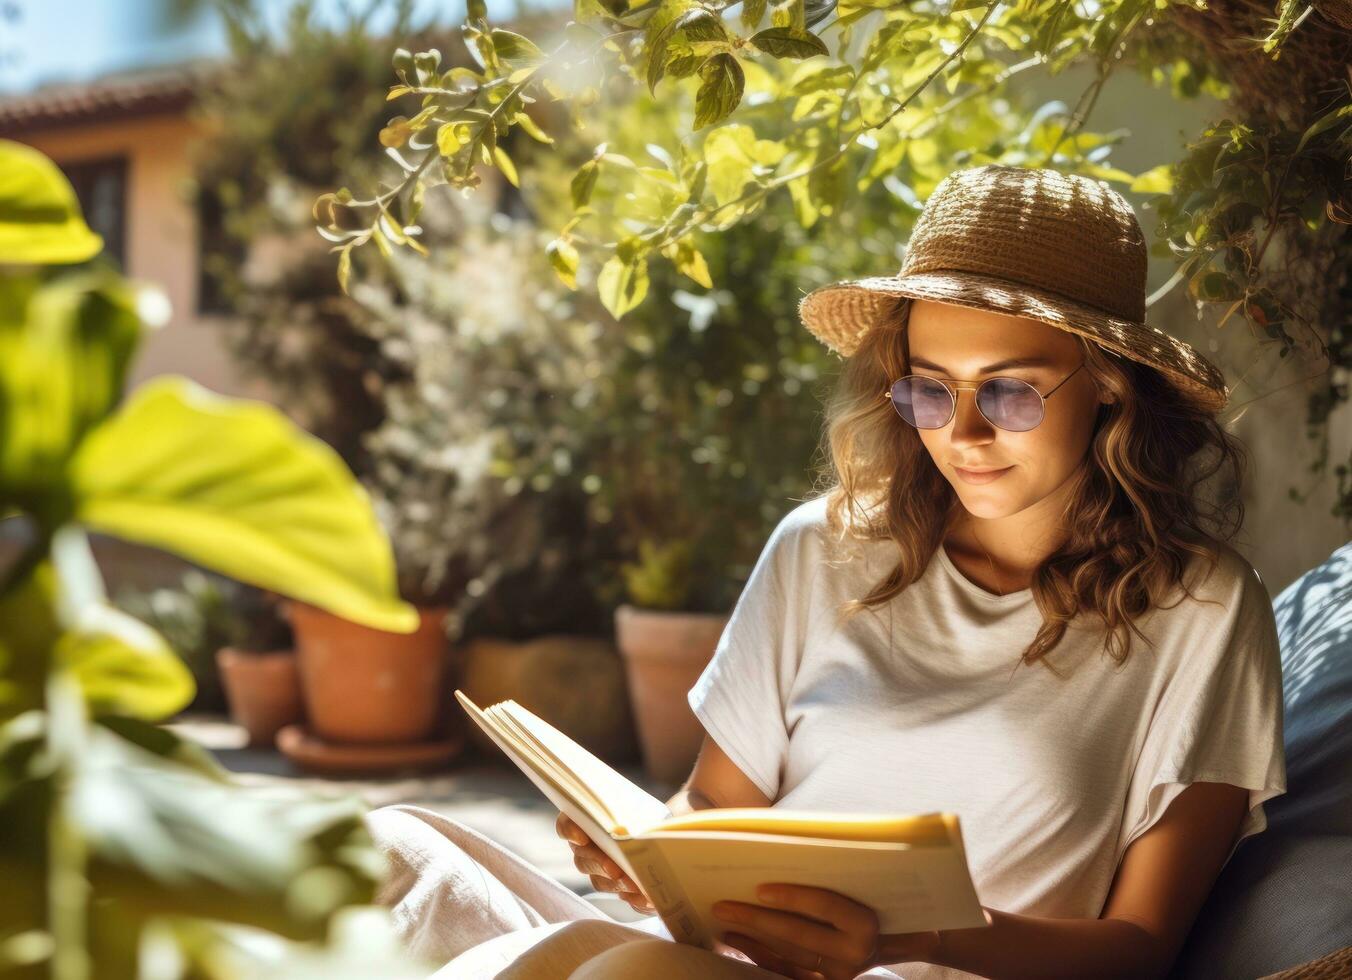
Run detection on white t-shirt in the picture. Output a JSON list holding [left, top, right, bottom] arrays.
[[687, 495, 1287, 980]]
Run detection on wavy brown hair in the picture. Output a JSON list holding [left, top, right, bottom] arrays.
[[809, 298, 1248, 671]]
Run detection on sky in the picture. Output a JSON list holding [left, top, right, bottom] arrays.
[[0, 0, 554, 94]]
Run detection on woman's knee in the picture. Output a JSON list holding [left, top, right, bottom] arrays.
[[362, 805, 478, 907]]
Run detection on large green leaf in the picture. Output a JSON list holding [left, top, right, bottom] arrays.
[[0, 534, 196, 724], [69, 377, 418, 632], [0, 559, 59, 722], [74, 725, 382, 940], [0, 140, 103, 265], [51, 528, 196, 722], [0, 273, 143, 506]]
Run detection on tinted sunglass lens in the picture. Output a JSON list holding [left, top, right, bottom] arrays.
[[892, 377, 953, 428], [978, 378, 1044, 431]]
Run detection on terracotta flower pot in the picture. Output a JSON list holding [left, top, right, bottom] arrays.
[[460, 634, 639, 764], [614, 604, 730, 786], [215, 647, 304, 748], [288, 602, 453, 745]]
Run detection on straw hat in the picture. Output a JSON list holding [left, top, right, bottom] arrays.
[[797, 164, 1229, 413]]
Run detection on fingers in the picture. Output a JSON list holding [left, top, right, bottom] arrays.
[[714, 903, 855, 962], [624, 893, 656, 914], [571, 842, 629, 882], [555, 812, 587, 845], [758, 884, 879, 939], [556, 813, 645, 900]]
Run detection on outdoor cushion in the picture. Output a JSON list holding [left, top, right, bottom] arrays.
[[1170, 540, 1352, 978]]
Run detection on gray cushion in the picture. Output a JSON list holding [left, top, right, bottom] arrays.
[[1170, 541, 1352, 978]]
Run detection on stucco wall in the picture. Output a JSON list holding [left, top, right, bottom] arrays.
[[17, 112, 268, 402]]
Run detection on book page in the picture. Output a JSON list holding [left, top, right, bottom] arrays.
[[651, 808, 957, 846], [488, 705, 620, 828], [643, 831, 989, 948], [453, 691, 624, 862], [499, 700, 672, 836]]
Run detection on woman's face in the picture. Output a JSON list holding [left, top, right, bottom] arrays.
[[902, 298, 1112, 521]]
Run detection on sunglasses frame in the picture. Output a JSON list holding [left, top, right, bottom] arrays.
[[883, 362, 1086, 432]]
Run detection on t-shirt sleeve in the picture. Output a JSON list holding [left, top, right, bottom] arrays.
[[686, 506, 819, 800], [1116, 555, 1288, 871]]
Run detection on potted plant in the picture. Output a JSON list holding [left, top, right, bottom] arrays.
[[189, 3, 631, 768], [214, 586, 300, 748], [613, 540, 731, 784], [113, 570, 299, 747], [111, 569, 236, 716]]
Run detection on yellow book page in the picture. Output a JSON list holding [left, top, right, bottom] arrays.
[[650, 808, 958, 846]]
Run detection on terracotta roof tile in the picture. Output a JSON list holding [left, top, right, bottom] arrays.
[[0, 61, 220, 134]]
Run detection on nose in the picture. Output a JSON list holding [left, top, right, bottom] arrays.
[[948, 387, 996, 449]]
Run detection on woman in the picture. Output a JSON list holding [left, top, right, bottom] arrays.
[[366, 164, 1287, 980]]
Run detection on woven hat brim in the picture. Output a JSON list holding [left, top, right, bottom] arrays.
[[798, 270, 1229, 413]]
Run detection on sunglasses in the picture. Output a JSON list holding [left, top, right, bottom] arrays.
[[884, 362, 1085, 432]]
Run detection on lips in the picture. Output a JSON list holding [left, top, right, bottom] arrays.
[[954, 464, 1013, 484], [955, 466, 1009, 474]]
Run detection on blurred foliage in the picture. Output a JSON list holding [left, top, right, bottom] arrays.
[[190, 0, 440, 469], [0, 140, 425, 977], [111, 572, 294, 714], [189, 0, 600, 621], [322, 0, 1352, 526]]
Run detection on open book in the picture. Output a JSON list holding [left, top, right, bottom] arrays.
[[454, 690, 989, 949]]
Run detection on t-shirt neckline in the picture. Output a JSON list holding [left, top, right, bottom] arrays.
[[936, 542, 1034, 604]]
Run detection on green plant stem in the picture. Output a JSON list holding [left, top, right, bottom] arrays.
[[1039, 4, 1146, 166], [577, 0, 1003, 254], [47, 675, 91, 980]]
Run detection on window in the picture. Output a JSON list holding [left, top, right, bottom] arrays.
[[196, 186, 244, 315], [62, 156, 128, 269]]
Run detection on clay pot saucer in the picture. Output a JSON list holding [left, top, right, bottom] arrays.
[[276, 724, 464, 775]]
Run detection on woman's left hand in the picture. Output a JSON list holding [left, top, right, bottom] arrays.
[[712, 883, 941, 979]]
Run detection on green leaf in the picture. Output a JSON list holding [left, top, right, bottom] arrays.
[[0, 558, 60, 721], [58, 606, 194, 721], [1130, 163, 1174, 195], [748, 27, 828, 59], [0, 272, 144, 503], [783, 147, 821, 228], [1295, 103, 1352, 156], [0, 140, 103, 265], [50, 527, 195, 721], [741, 0, 768, 30], [546, 237, 580, 290], [703, 124, 784, 208], [514, 111, 554, 144], [770, 0, 805, 32], [669, 238, 713, 288], [68, 377, 418, 633], [694, 54, 745, 130], [336, 245, 352, 295], [598, 252, 650, 318], [571, 160, 600, 208], [493, 146, 520, 188], [72, 725, 382, 939], [643, 0, 701, 94], [377, 116, 412, 149], [490, 29, 545, 65]]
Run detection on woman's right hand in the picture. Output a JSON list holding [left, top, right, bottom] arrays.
[[555, 811, 656, 915]]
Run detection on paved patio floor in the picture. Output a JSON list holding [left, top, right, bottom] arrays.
[[166, 713, 676, 896]]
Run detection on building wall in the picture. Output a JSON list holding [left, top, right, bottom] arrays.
[[17, 112, 267, 402]]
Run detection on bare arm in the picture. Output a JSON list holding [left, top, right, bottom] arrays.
[[910, 781, 1249, 979], [557, 732, 773, 911]]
